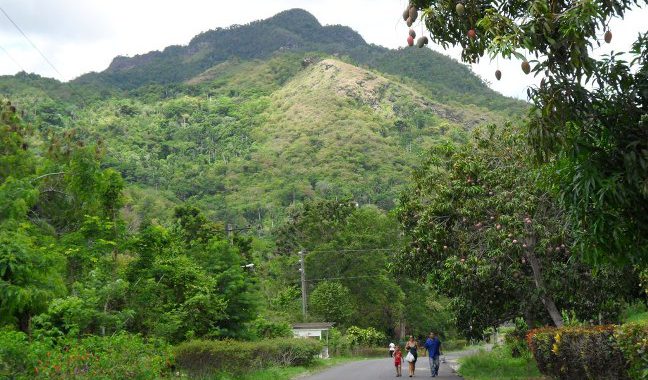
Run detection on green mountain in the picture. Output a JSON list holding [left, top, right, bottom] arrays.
[[0, 9, 527, 226]]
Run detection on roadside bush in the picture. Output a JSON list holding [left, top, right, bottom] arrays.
[[527, 324, 648, 380], [0, 330, 172, 380], [257, 338, 323, 366], [249, 318, 292, 339], [615, 323, 648, 380], [0, 329, 47, 379], [327, 327, 388, 357], [345, 326, 385, 347], [174, 338, 322, 377], [503, 318, 529, 357], [34, 333, 173, 380], [327, 328, 351, 356]]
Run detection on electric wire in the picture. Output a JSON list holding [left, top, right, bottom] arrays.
[[0, 6, 65, 80], [0, 43, 25, 72], [304, 248, 394, 254], [304, 274, 379, 283]]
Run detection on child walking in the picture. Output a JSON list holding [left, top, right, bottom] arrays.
[[394, 345, 403, 377]]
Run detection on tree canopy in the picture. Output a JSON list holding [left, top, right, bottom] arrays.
[[397, 125, 639, 337], [407, 0, 648, 265]]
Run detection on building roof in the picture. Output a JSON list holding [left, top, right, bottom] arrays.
[[292, 322, 335, 330]]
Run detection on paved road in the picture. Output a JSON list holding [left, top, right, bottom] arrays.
[[299, 354, 464, 380]]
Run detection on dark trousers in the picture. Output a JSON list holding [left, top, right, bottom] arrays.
[[429, 355, 440, 376]]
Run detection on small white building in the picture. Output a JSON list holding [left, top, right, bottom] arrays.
[[292, 322, 335, 358]]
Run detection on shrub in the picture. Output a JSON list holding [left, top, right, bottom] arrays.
[[249, 318, 293, 339], [345, 326, 386, 347], [327, 328, 351, 356], [503, 317, 529, 357], [33, 333, 173, 380], [0, 329, 48, 379], [174, 338, 322, 377], [527, 325, 648, 380], [0, 331, 172, 380], [615, 323, 648, 380]]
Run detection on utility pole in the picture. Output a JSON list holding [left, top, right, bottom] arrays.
[[226, 224, 233, 245], [299, 250, 307, 319]]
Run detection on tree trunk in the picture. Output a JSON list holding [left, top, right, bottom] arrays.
[[523, 308, 535, 329], [525, 237, 564, 327], [18, 312, 31, 334]]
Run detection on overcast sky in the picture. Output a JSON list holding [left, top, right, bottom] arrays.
[[0, 0, 646, 99]]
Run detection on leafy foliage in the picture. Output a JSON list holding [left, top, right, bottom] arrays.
[[174, 338, 322, 377], [527, 324, 648, 380], [412, 0, 648, 265], [615, 323, 648, 379], [0, 330, 172, 380], [273, 200, 405, 333], [1, 102, 259, 346], [345, 326, 387, 347], [397, 125, 638, 337], [308, 281, 355, 325]]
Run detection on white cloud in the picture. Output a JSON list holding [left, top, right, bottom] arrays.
[[0, 0, 645, 99]]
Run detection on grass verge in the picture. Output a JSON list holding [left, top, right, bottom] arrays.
[[621, 302, 648, 324], [458, 346, 546, 380], [625, 311, 648, 324], [192, 356, 361, 380]]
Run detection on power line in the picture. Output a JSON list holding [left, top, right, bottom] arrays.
[[0, 43, 25, 72], [306, 248, 394, 254], [0, 6, 64, 80], [305, 275, 379, 283]]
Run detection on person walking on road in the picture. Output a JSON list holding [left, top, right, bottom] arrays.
[[394, 345, 403, 377], [389, 342, 395, 357], [424, 332, 442, 377], [405, 335, 418, 377]]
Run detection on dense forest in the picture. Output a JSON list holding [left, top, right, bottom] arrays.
[[0, 7, 645, 380]]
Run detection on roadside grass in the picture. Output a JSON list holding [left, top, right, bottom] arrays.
[[458, 346, 546, 380], [621, 302, 648, 325], [625, 311, 648, 324], [192, 356, 361, 380]]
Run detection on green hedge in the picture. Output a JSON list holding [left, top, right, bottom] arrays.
[[0, 330, 172, 380], [174, 338, 322, 376], [615, 323, 648, 380], [527, 324, 648, 380]]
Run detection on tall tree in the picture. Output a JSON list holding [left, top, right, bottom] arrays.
[[274, 200, 404, 334], [397, 125, 638, 337], [309, 281, 355, 325], [0, 102, 65, 332], [405, 0, 648, 265]]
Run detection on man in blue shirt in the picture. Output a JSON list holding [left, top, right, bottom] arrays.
[[424, 332, 441, 377]]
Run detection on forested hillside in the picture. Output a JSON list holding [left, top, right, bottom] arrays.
[[73, 8, 523, 114], [0, 9, 525, 226]]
